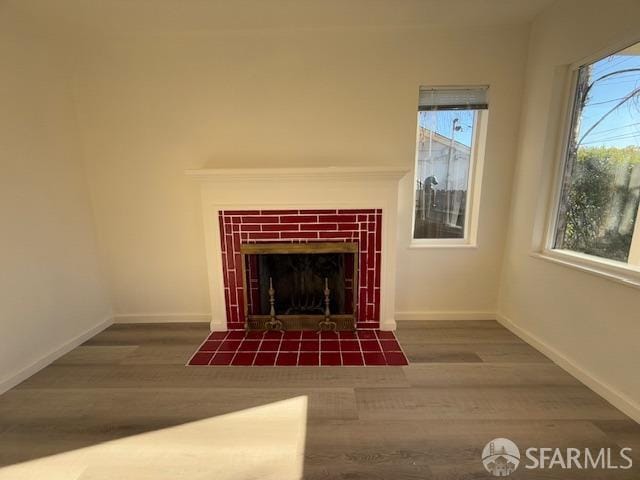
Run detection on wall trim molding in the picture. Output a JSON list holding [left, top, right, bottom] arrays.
[[114, 313, 211, 323], [0, 315, 113, 395], [496, 313, 640, 424], [185, 166, 408, 182], [395, 311, 496, 321], [115, 312, 493, 324]]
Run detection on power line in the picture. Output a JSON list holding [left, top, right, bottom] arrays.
[[582, 133, 640, 143], [580, 132, 640, 145], [582, 68, 640, 102], [598, 71, 640, 79], [582, 122, 640, 138], [578, 86, 640, 145], [597, 78, 640, 87], [586, 96, 630, 106], [585, 121, 640, 134], [595, 55, 637, 75]]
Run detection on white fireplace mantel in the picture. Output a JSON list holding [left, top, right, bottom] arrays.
[[186, 166, 408, 181], [187, 165, 408, 331]]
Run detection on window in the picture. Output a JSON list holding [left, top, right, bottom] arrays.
[[551, 42, 640, 268], [412, 86, 488, 244]]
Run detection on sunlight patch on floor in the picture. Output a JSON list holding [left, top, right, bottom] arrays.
[[0, 396, 308, 480]]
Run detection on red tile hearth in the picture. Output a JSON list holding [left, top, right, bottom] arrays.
[[187, 330, 408, 367], [219, 209, 382, 330]]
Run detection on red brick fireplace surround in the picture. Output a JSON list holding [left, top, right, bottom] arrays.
[[218, 208, 382, 330]]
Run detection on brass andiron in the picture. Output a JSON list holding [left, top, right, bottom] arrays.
[[265, 277, 284, 331], [318, 277, 337, 332]]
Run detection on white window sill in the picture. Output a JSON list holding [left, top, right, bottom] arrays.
[[410, 240, 478, 249], [531, 249, 640, 290]]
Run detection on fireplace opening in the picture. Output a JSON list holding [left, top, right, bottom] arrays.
[[241, 242, 358, 331], [257, 253, 348, 315]]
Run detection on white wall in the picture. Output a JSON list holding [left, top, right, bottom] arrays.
[[71, 20, 528, 322], [499, 0, 640, 420], [0, 8, 112, 391], [4, 0, 638, 421]]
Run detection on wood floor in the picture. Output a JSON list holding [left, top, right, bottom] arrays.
[[0, 321, 638, 479]]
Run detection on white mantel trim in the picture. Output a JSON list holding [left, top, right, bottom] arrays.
[[185, 166, 408, 181], [188, 166, 408, 332]]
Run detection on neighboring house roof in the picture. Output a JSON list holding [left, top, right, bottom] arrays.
[[417, 126, 471, 154]]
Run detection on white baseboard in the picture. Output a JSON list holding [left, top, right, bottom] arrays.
[[114, 313, 210, 323], [116, 312, 495, 325], [380, 318, 398, 331], [395, 311, 496, 321], [496, 313, 640, 424], [0, 315, 113, 395]]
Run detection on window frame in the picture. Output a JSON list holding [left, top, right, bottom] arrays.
[[410, 87, 489, 249], [540, 40, 640, 288]]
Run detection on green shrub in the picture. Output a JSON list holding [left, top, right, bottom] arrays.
[[562, 146, 639, 261]]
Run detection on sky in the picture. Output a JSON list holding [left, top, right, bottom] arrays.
[[576, 48, 640, 149], [416, 44, 640, 151], [417, 109, 475, 147]]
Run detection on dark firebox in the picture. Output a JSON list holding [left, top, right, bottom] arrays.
[[256, 253, 348, 316]]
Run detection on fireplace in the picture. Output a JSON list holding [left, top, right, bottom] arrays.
[[242, 242, 357, 330], [186, 166, 407, 332]]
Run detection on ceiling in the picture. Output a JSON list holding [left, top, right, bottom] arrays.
[[4, 0, 557, 37]]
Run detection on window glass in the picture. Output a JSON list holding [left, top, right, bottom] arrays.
[[413, 87, 487, 241], [554, 43, 640, 263]]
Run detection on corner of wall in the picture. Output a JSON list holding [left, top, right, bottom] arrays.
[[0, 314, 113, 395], [496, 312, 640, 423]]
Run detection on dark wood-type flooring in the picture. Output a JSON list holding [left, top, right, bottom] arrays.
[[0, 320, 638, 479]]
